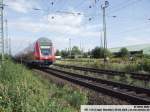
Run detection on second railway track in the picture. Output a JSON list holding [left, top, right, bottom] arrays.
[[54, 64, 150, 81], [40, 67, 150, 104]]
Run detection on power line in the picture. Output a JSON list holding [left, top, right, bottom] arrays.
[[47, 0, 102, 49], [59, 0, 70, 10], [90, 0, 143, 19], [111, 22, 150, 36], [74, 0, 87, 10], [108, 0, 143, 14]]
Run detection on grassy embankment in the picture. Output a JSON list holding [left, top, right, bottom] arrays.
[[0, 60, 88, 112]]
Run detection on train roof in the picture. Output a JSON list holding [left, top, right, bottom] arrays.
[[37, 37, 52, 46]]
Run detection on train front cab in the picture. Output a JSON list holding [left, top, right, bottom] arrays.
[[34, 39, 55, 66]]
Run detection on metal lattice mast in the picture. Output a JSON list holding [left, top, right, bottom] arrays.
[[0, 0, 4, 63]]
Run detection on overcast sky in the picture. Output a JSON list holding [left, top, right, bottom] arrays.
[[3, 0, 150, 54]]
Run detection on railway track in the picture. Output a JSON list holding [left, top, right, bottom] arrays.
[[40, 67, 150, 104], [54, 64, 150, 81]]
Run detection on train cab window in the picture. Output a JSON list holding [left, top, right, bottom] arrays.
[[41, 49, 51, 56]]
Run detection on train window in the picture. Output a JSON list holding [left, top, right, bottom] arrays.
[[41, 48, 51, 56]]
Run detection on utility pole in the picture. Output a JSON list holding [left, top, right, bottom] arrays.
[[99, 31, 103, 59], [5, 19, 8, 55], [100, 31, 103, 48], [9, 38, 11, 55], [0, 0, 4, 64], [69, 38, 71, 58], [80, 41, 83, 57], [101, 1, 109, 65]]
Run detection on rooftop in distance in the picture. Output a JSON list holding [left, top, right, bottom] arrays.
[[110, 43, 150, 54]]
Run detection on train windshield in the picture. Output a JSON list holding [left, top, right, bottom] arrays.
[[41, 48, 51, 56]]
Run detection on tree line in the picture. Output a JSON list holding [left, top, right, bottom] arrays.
[[55, 46, 134, 59]]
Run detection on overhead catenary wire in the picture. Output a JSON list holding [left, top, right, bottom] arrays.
[[108, 0, 143, 15], [73, 0, 88, 10], [90, 0, 143, 19], [111, 22, 150, 36], [6, 0, 149, 54], [47, 0, 102, 50], [33, 1, 90, 50]]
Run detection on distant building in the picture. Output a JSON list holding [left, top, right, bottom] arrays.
[[110, 43, 150, 56]]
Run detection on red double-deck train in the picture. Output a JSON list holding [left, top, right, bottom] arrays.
[[15, 37, 56, 66]]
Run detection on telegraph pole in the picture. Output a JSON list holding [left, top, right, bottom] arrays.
[[100, 31, 103, 48], [9, 38, 11, 55], [69, 38, 72, 58], [0, 0, 4, 64], [101, 1, 109, 65], [80, 41, 83, 57], [5, 19, 8, 55], [100, 31, 103, 59]]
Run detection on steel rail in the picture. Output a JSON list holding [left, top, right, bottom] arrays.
[[41, 67, 150, 104], [54, 64, 150, 81]]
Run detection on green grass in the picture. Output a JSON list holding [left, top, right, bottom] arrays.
[[56, 59, 150, 88], [57, 58, 150, 73], [0, 60, 88, 112]]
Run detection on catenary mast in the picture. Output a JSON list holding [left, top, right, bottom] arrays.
[[0, 0, 4, 64]]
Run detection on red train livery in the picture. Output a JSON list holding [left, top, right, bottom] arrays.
[[15, 37, 56, 66]]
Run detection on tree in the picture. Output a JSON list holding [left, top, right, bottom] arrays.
[[83, 52, 88, 58], [55, 50, 61, 56], [91, 47, 111, 58], [91, 47, 102, 58], [61, 50, 69, 58], [120, 47, 129, 57], [71, 46, 81, 56]]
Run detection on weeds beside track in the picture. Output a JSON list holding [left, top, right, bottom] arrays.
[[54, 64, 150, 81], [40, 67, 150, 104], [0, 60, 88, 112]]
